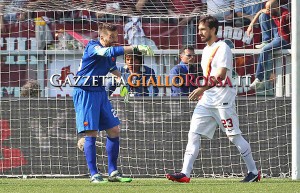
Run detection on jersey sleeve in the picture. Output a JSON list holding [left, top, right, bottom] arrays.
[[215, 43, 233, 70], [88, 45, 124, 57]]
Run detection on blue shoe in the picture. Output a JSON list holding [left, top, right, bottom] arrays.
[[90, 174, 107, 183], [240, 172, 261, 182], [108, 170, 132, 183]]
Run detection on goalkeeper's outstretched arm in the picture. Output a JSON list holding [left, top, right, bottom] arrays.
[[93, 45, 154, 58], [123, 45, 154, 56]]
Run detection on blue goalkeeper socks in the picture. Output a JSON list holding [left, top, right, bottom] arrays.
[[84, 136, 98, 177], [106, 136, 119, 175]]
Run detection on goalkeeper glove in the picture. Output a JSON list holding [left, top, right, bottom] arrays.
[[120, 85, 129, 103], [133, 45, 154, 56]]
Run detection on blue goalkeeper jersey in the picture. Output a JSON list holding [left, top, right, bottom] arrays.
[[75, 40, 124, 91]]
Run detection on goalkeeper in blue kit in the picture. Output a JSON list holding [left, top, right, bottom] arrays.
[[73, 22, 153, 183]]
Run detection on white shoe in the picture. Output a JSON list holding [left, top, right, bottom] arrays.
[[108, 170, 133, 182], [255, 42, 268, 49], [90, 174, 107, 183], [249, 78, 263, 90]]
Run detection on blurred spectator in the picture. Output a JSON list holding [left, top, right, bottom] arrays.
[[232, 0, 265, 26], [34, 16, 54, 50], [124, 1, 163, 56], [20, 80, 41, 97], [16, 1, 55, 50], [247, 0, 290, 90], [170, 45, 197, 96], [107, 51, 159, 97], [124, 17, 145, 45], [124, 17, 158, 50], [0, 0, 28, 23], [202, 0, 231, 22], [123, 0, 178, 50]]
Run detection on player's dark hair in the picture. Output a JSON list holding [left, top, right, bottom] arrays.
[[199, 15, 219, 35], [98, 22, 118, 34], [125, 51, 143, 64], [180, 45, 195, 55]]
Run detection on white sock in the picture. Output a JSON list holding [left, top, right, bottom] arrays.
[[228, 134, 258, 175], [181, 132, 201, 178]]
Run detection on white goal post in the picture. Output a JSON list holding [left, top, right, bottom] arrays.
[[0, 0, 295, 178], [291, 0, 300, 181]]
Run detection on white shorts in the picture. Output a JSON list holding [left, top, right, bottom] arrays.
[[190, 105, 241, 139]]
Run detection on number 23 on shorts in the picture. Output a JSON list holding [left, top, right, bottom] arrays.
[[221, 118, 233, 128]]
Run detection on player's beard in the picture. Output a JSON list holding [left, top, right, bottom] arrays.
[[103, 38, 117, 47], [105, 40, 113, 47], [203, 34, 212, 43]]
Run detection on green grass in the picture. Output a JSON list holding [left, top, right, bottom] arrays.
[[0, 178, 300, 193]]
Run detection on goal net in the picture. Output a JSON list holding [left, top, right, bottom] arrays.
[[0, 0, 292, 178]]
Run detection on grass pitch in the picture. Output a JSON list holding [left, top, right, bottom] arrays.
[[0, 178, 300, 193]]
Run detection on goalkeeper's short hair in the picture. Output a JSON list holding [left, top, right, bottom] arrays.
[[98, 22, 118, 34]]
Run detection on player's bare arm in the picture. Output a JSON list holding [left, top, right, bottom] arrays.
[[246, 9, 265, 36], [188, 67, 228, 100], [246, 7, 271, 37], [247, 0, 276, 37]]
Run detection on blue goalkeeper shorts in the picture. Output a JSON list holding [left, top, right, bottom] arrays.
[[73, 88, 120, 134]]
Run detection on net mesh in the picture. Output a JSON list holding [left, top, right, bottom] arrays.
[[0, 0, 292, 178]]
